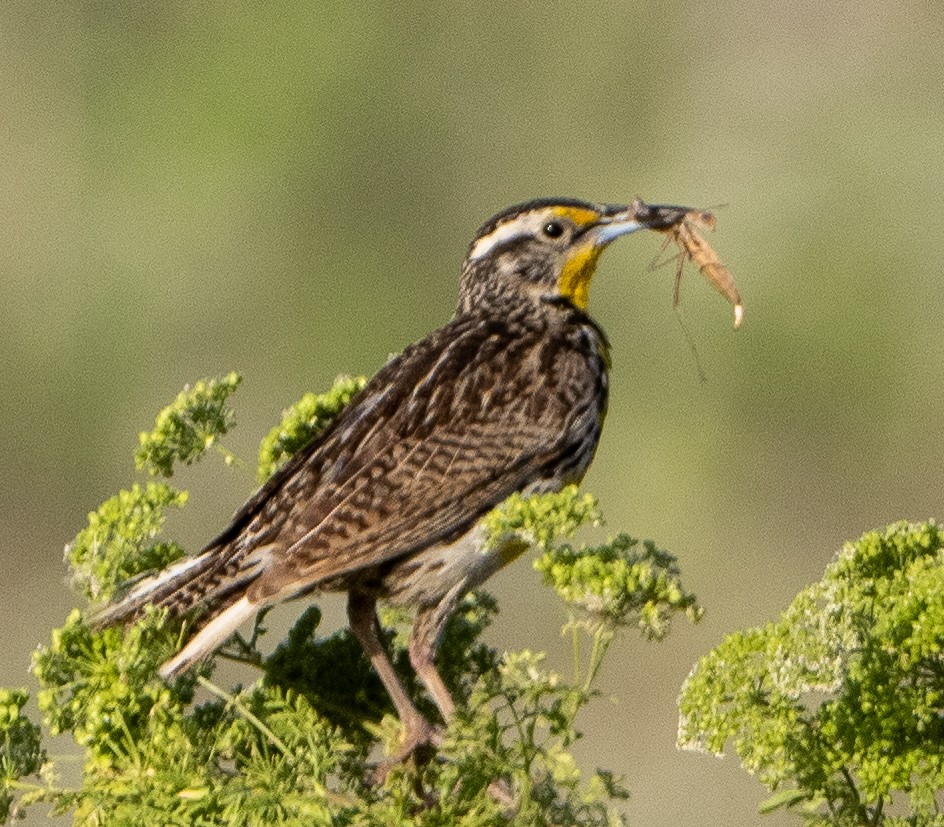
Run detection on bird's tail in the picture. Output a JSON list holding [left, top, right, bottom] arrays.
[[90, 543, 265, 680]]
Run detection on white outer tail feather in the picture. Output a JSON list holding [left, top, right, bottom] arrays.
[[158, 596, 259, 680], [124, 554, 209, 604]]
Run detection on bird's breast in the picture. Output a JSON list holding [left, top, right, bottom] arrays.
[[378, 517, 540, 608]]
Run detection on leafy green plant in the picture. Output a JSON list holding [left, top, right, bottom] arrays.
[[679, 521, 944, 827], [135, 372, 243, 477], [256, 374, 366, 483], [1, 374, 699, 825]]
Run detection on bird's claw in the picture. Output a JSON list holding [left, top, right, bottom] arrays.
[[371, 719, 443, 786]]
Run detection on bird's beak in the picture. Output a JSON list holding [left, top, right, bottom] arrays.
[[593, 199, 694, 246], [558, 198, 707, 310], [593, 206, 644, 246]]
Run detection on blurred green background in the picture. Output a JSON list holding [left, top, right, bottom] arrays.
[[2, 2, 943, 824]]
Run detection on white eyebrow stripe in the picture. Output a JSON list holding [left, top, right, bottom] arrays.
[[468, 216, 536, 260]]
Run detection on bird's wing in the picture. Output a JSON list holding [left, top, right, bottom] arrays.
[[244, 314, 604, 597]]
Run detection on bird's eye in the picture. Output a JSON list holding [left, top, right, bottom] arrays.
[[542, 221, 564, 239]]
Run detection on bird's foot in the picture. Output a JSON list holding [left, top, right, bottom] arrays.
[[371, 717, 443, 786], [370, 719, 518, 815], [486, 777, 517, 815]]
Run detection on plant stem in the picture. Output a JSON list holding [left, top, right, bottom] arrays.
[[583, 627, 614, 692], [196, 675, 290, 758], [571, 619, 581, 685]]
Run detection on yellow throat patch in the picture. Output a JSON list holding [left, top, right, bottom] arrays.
[[558, 243, 603, 310]]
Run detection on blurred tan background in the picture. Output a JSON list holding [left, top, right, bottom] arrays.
[[2, 2, 943, 825]]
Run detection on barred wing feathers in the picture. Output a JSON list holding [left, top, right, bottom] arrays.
[[95, 311, 605, 626], [249, 312, 604, 600]]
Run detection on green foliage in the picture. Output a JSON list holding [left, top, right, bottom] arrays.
[[256, 374, 367, 482], [482, 486, 602, 552], [0, 689, 43, 822], [32, 608, 186, 748], [0, 373, 699, 825], [678, 520, 944, 827], [536, 535, 703, 639], [65, 482, 188, 602], [135, 371, 243, 477]]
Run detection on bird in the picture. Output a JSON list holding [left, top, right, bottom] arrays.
[[94, 196, 687, 760]]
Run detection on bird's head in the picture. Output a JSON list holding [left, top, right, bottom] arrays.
[[459, 197, 680, 314]]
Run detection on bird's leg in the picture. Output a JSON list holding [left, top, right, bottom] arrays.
[[409, 602, 458, 722], [346, 591, 441, 764], [412, 597, 517, 811]]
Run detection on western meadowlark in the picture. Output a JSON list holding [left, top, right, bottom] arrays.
[[96, 196, 692, 759]]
